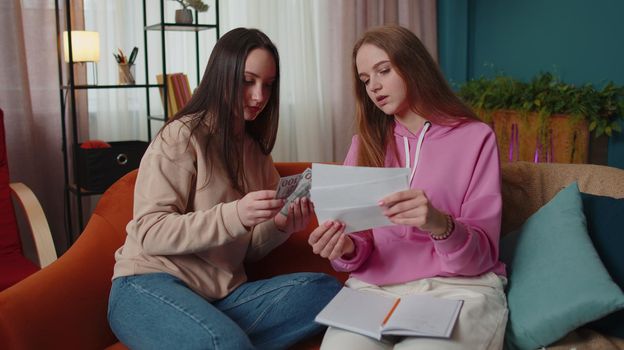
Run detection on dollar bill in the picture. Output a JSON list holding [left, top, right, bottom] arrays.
[[276, 173, 303, 199], [279, 167, 312, 215]]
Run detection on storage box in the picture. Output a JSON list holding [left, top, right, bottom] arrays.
[[77, 140, 148, 192]]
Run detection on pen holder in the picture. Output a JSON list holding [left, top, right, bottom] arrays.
[[118, 63, 135, 85]]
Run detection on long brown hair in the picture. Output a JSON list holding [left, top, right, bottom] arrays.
[[162, 28, 280, 193], [352, 25, 478, 167]]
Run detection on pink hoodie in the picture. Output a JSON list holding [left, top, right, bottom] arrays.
[[331, 119, 506, 286]]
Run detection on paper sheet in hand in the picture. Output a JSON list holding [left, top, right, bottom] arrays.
[[310, 163, 409, 233], [315, 287, 463, 341]]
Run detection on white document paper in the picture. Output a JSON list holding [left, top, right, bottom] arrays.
[[310, 163, 410, 233], [315, 287, 463, 341], [313, 163, 411, 187]]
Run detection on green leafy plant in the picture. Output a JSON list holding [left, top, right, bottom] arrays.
[[171, 0, 209, 12], [458, 72, 624, 138]]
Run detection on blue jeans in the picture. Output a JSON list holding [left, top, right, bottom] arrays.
[[108, 272, 341, 350]]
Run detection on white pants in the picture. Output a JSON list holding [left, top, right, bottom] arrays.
[[320, 273, 508, 350]]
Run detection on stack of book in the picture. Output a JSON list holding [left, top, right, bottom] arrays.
[[156, 73, 192, 117]]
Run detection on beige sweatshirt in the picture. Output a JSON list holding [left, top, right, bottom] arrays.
[[112, 117, 288, 300]]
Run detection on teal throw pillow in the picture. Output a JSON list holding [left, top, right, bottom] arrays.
[[581, 192, 624, 339], [500, 183, 624, 350]]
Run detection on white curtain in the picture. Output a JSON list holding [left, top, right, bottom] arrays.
[[82, 0, 144, 142]]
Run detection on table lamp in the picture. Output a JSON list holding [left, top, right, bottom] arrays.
[[63, 31, 100, 85]]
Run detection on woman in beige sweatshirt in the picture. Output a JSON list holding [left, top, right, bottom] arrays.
[[107, 27, 341, 350]]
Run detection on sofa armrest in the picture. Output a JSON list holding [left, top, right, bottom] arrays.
[[0, 214, 119, 349]]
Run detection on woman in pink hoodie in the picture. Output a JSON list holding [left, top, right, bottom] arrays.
[[309, 25, 508, 350]]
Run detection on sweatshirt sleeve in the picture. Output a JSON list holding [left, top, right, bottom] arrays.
[[330, 230, 374, 271], [245, 157, 291, 262], [128, 122, 249, 256], [431, 128, 503, 276]]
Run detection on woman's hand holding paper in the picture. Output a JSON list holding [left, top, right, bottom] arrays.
[[308, 221, 355, 260], [379, 189, 447, 235]]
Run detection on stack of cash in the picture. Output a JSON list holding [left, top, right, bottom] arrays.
[[276, 167, 312, 215]]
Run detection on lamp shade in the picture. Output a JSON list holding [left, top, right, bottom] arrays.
[[63, 31, 100, 63]]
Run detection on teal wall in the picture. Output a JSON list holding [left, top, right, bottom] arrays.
[[438, 0, 624, 169]]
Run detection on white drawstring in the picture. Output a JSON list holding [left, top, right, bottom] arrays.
[[403, 121, 430, 184]]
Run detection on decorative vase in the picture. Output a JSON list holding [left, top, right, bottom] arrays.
[[175, 9, 193, 24]]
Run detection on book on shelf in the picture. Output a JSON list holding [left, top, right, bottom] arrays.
[[170, 74, 185, 112], [180, 74, 192, 104], [156, 73, 192, 118], [315, 287, 463, 341], [156, 73, 175, 117]]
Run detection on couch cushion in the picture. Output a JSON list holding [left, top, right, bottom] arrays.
[[581, 193, 624, 339], [500, 182, 624, 350]]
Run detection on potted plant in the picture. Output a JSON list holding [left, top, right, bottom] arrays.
[[458, 73, 624, 163], [171, 0, 209, 24]]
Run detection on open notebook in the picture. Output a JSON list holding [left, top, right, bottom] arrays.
[[315, 287, 463, 341]]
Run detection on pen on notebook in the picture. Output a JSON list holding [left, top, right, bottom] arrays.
[[381, 298, 401, 326]]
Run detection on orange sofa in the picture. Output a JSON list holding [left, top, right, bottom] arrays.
[[1, 161, 623, 349]]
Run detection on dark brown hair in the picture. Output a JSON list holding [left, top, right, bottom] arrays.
[[163, 27, 280, 193], [352, 25, 478, 167]]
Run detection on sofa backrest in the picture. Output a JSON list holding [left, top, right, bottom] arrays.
[[501, 161, 624, 234], [91, 169, 138, 249]]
